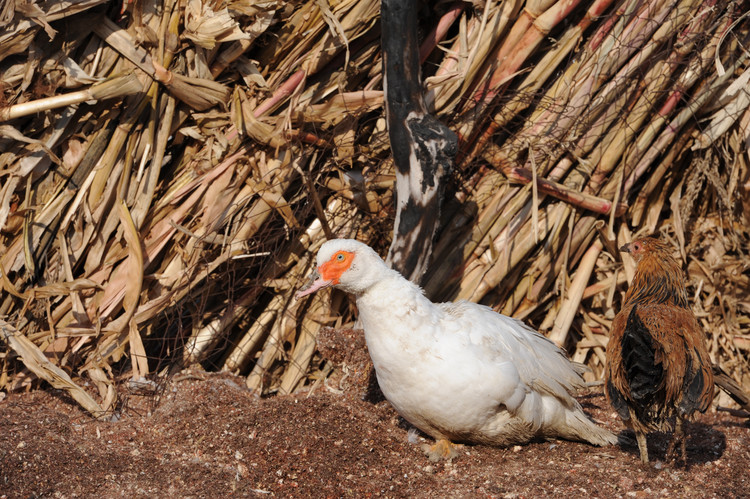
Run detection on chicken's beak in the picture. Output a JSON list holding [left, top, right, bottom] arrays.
[[619, 243, 632, 253], [295, 269, 334, 299]]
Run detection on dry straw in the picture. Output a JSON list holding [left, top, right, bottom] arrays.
[[0, 0, 748, 417]]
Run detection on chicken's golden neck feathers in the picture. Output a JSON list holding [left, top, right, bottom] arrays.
[[624, 249, 689, 309]]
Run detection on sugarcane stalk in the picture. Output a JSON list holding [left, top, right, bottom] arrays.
[[477, 0, 618, 151], [245, 297, 293, 392], [0, 73, 143, 122], [623, 45, 749, 198], [419, 3, 465, 63], [584, 0, 709, 194], [514, 214, 599, 319], [184, 290, 256, 366], [510, 0, 678, 160], [534, 78, 638, 186], [583, 272, 627, 300], [618, 11, 729, 211], [579, 317, 608, 367], [432, 0, 520, 114], [630, 127, 695, 227], [253, 69, 306, 117], [278, 291, 330, 395], [424, 179, 523, 298], [495, 164, 628, 216], [500, 205, 573, 316], [457, 202, 569, 302], [472, 0, 585, 106], [549, 238, 603, 346], [223, 294, 285, 373]]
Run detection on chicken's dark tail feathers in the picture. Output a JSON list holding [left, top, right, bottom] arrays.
[[621, 305, 666, 424], [678, 348, 712, 417]]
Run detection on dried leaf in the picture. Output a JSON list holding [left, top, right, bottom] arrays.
[[184, 0, 252, 49]]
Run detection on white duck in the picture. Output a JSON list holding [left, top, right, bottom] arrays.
[[296, 239, 616, 458]]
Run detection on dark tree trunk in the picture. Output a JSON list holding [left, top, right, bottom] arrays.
[[381, 0, 457, 283]]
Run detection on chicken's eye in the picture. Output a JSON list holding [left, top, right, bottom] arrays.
[[633, 242, 641, 251], [336, 253, 345, 262]]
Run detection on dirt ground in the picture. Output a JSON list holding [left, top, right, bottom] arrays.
[[1, 328, 749, 498]]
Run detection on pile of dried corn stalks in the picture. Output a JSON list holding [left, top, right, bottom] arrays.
[[1, 0, 748, 418]]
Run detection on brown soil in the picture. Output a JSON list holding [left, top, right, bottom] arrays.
[[1, 329, 748, 498]]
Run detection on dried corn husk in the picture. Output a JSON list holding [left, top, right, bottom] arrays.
[[0, 0, 747, 412]]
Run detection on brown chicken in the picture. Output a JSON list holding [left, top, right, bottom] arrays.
[[605, 237, 714, 464]]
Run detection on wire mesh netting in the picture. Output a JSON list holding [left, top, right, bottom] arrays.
[[0, 0, 748, 418]]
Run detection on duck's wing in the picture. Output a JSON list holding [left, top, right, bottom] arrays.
[[437, 301, 587, 404]]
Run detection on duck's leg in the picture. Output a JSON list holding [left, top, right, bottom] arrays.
[[422, 439, 460, 462]]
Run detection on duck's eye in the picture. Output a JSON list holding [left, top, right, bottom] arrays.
[[336, 253, 345, 262]]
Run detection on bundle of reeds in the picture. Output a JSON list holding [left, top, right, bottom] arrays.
[[0, 0, 748, 418]]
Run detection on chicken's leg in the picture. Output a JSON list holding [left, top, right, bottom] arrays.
[[666, 417, 687, 464], [635, 430, 649, 464]]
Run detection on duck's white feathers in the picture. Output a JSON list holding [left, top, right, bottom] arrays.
[[306, 239, 616, 447]]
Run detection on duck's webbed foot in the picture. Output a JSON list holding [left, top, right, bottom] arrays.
[[421, 438, 460, 462]]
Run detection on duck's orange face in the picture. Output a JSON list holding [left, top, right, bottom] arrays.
[[318, 250, 355, 285], [295, 250, 355, 298]]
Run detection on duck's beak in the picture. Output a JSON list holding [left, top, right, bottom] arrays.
[[295, 269, 334, 299]]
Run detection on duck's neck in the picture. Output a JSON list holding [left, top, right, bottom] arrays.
[[355, 273, 434, 334], [354, 273, 435, 374]]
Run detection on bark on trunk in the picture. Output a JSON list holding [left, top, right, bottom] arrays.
[[381, 0, 457, 283]]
